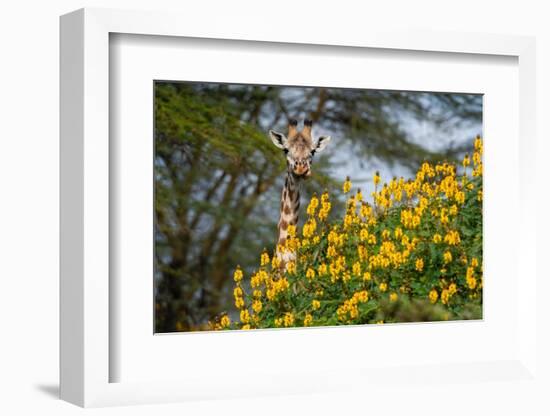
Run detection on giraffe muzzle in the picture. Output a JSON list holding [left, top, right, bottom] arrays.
[[292, 159, 311, 177], [293, 165, 310, 177]]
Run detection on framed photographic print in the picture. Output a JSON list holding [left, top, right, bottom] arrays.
[[60, 7, 538, 408]]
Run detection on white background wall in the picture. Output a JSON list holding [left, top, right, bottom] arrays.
[[1, 0, 548, 414]]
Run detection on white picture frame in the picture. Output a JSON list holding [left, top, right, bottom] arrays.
[[60, 7, 538, 408]]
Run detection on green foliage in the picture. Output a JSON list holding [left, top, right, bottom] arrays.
[[222, 139, 483, 330]]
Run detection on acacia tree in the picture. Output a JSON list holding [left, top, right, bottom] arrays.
[[154, 81, 481, 332]]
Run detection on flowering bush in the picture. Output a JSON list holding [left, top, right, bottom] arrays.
[[211, 136, 483, 330]]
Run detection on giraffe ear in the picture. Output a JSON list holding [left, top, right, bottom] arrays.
[[313, 135, 331, 154], [269, 130, 288, 150]]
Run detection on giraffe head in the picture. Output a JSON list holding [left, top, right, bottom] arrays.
[[269, 119, 331, 178]]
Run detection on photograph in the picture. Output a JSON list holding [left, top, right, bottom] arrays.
[[1, 0, 544, 412], [153, 81, 483, 333]]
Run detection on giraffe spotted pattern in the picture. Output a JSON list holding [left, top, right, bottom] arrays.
[[268, 119, 332, 267]]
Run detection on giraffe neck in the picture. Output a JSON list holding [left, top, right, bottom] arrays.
[[277, 171, 301, 250]]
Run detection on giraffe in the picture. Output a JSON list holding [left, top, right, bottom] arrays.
[[269, 119, 332, 266]]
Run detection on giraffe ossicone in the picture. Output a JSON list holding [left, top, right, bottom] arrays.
[[268, 119, 332, 268]]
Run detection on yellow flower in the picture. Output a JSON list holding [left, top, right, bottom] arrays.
[[312, 299, 321, 310], [360, 203, 372, 218], [374, 171, 381, 186], [354, 290, 369, 303], [342, 271, 351, 283], [266, 277, 289, 300], [441, 289, 450, 305], [343, 214, 353, 229], [253, 289, 262, 298], [303, 314, 313, 326], [220, 315, 231, 328], [318, 263, 328, 276], [306, 194, 319, 216], [327, 230, 338, 244], [462, 154, 471, 167], [433, 233, 442, 244], [241, 324, 251, 330], [252, 300, 263, 314], [363, 271, 372, 281], [352, 261, 361, 276], [260, 251, 270, 266], [233, 267, 243, 282], [429, 289, 438, 304], [306, 267, 316, 280], [473, 163, 482, 177], [234, 297, 245, 309], [415, 258, 424, 272], [394, 227, 403, 240], [379, 282, 388, 292], [286, 261, 296, 274], [271, 255, 281, 269], [389, 292, 398, 302], [443, 251, 452, 264], [357, 245, 368, 261], [302, 218, 317, 238], [318, 200, 331, 221], [343, 176, 352, 193], [283, 312, 294, 327], [240, 309, 250, 323], [233, 286, 243, 298], [449, 283, 457, 295], [474, 136, 483, 152], [444, 230, 461, 246], [287, 224, 296, 237], [250, 273, 261, 288], [473, 151, 482, 165]]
